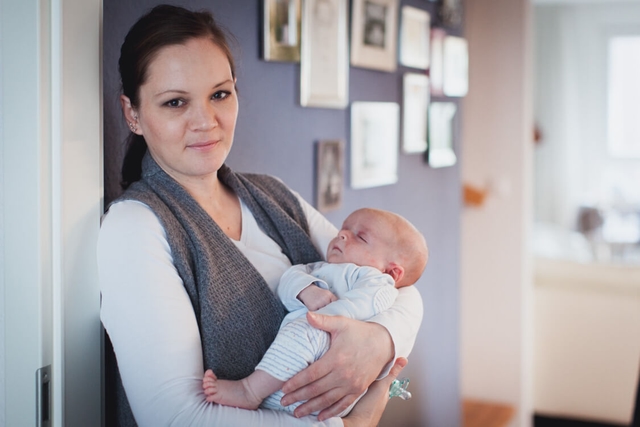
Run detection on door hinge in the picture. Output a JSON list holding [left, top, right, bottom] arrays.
[[36, 365, 51, 427]]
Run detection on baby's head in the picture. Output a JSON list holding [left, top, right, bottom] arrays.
[[326, 208, 428, 288]]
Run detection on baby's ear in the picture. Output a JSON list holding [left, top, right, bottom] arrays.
[[384, 263, 404, 286]]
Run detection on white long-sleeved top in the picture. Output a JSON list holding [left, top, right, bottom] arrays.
[[98, 194, 423, 427]]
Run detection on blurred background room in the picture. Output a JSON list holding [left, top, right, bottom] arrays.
[[461, 1, 639, 426]]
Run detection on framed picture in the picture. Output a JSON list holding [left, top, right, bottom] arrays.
[[439, 0, 463, 28], [443, 36, 469, 97], [430, 28, 446, 96], [263, 0, 302, 62], [350, 0, 399, 72], [399, 6, 430, 70], [350, 102, 399, 189], [403, 73, 430, 154], [301, 0, 349, 108], [427, 102, 457, 168], [316, 140, 344, 212]]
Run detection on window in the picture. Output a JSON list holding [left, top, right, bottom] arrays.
[[607, 35, 640, 159]]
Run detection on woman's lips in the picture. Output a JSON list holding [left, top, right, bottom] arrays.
[[188, 140, 218, 150]]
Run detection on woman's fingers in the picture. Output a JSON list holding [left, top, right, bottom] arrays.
[[292, 387, 358, 420], [306, 311, 341, 333], [385, 357, 408, 382], [280, 366, 338, 406], [316, 393, 361, 421], [281, 358, 332, 397]]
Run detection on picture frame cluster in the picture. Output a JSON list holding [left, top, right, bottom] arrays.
[[262, 0, 467, 212]]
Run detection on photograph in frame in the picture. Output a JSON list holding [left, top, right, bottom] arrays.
[[430, 28, 446, 96], [443, 35, 469, 97], [400, 6, 430, 70], [263, 0, 302, 62], [350, 102, 400, 189], [439, 0, 463, 28], [402, 73, 430, 154], [427, 102, 457, 168], [350, 0, 399, 72], [315, 140, 344, 212], [300, 0, 349, 108]]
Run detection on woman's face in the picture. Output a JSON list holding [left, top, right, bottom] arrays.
[[123, 37, 238, 184]]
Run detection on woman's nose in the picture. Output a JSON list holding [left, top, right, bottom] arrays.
[[191, 102, 217, 131]]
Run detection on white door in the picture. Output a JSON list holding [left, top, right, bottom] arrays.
[[1, 0, 103, 425]]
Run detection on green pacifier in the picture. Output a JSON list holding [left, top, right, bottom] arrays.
[[389, 378, 412, 400]]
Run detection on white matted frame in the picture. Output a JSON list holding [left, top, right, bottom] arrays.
[[300, 0, 349, 108], [427, 102, 458, 168], [403, 73, 430, 154], [316, 140, 344, 212], [263, 0, 302, 62], [400, 6, 430, 70], [350, 0, 399, 72], [350, 102, 400, 189], [443, 36, 469, 97]]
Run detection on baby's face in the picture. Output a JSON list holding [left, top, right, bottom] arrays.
[[326, 210, 394, 271]]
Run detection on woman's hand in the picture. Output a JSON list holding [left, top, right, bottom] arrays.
[[280, 312, 395, 421], [342, 357, 408, 427]]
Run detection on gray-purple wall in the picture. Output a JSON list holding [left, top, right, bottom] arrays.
[[103, 1, 461, 425]]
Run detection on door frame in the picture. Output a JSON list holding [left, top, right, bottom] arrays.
[[1, 0, 103, 425]]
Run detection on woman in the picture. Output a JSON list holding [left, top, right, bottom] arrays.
[[98, 5, 423, 426]]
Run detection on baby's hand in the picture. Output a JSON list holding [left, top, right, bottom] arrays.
[[298, 285, 337, 311]]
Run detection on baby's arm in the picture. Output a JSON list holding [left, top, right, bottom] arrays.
[[314, 265, 398, 320], [278, 263, 333, 312], [298, 285, 337, 311]]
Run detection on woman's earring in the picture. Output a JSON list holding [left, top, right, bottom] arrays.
[[128, 122, 137, 132]]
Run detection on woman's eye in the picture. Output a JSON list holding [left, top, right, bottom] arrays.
[[213, 90, 231, 100], [165, 99, 185, 108]]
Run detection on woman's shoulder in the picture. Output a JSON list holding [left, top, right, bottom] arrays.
[[102, 198, 157, 224], [100, 199, 166, 246]]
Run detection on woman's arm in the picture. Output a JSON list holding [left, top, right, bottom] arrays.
[[98, 201, 342, 427], [342, 358, 408, 427]]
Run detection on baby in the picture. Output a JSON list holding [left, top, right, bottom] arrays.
[[202, 207, 428, 416]]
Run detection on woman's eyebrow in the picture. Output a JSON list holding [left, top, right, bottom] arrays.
[[154, 89, 187, 98], [154, 80, 234, 98], [213, 79, 234, 88]]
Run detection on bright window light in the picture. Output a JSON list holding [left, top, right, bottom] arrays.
[[607, 35, 640, 159]]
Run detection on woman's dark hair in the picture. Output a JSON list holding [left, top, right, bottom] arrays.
[[119, 4, 237, 189]]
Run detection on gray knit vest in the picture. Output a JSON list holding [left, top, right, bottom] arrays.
[[107, 153, 323, 426]]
